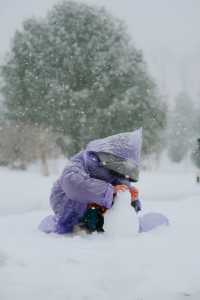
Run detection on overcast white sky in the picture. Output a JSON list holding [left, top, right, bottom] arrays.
[[0, 0, 200, 100]]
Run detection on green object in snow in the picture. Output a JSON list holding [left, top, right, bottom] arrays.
[[80, 207, 104, 233]]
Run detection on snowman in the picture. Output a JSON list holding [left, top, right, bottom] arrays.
[[104, 186, 140, 237]]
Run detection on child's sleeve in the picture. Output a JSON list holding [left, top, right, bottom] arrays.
[[60, 164, 114, 209]]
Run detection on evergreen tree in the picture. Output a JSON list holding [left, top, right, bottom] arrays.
[[191, 100, 200, 169], [168, 91, 194, 162], [1, 1, 166, 155]]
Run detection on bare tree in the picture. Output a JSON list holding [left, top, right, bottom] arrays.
[[0, 122, 61, 175]]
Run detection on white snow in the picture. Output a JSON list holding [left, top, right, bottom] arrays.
[[104, 191, 139, 236], [0, 163, 200, 300]]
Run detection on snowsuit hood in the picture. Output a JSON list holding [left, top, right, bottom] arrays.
[[86, 128, 142, 181]]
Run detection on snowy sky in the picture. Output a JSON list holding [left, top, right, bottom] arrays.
[[0, 0, 200, 100]]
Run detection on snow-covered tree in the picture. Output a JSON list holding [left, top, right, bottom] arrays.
[[1, 1, 166, 155], [168, 92, 195, 162], [190, 99, 200, 168]]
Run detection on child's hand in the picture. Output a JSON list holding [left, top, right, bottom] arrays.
[[114, 184, 129, 193], [129, 187, 141, 213], [112, 185, 129, 206]]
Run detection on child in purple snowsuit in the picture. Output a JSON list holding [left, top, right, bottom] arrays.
[[39, 128, 142, 234]]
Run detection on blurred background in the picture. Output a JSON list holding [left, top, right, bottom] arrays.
[[0, 0, 199, 175]]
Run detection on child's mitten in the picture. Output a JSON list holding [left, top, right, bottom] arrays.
[[131, 199, 141, 213], [129, 187, 141, 213]]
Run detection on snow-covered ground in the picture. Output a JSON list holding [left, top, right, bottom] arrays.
[[0, 162, 200, 300]]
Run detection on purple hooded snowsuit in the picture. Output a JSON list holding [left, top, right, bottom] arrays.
[[39, 128, 142, 234]]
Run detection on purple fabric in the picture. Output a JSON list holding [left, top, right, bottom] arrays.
[[87, 128, 142, 167], [39, 128, 142, 234], [38, 215, 57, 233], [139, 212, 169, 233]]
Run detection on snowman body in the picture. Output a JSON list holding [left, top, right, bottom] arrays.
[[104, 191, 139, 237]]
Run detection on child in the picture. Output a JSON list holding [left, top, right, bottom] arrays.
[[39, 128, 142, 234]]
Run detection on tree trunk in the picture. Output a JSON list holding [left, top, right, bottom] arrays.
[[41, 150, 49, 176]]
